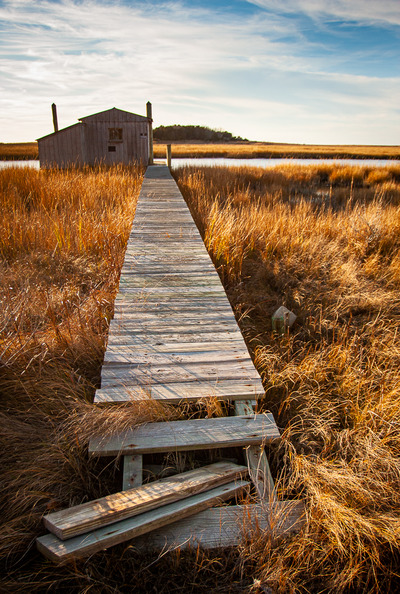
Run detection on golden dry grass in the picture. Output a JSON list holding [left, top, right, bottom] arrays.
[[0, 142, 38, 160], [0, 164, 190, 590], [174, 162, 400, 593], [155, 142, 400, 160], [0, 163, 260, 593], [2, 140, 399, 161], [2, 161, 400, 592]]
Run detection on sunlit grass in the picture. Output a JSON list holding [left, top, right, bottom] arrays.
[[0, 164, 179, 577], [2, 161, 400, 592], [155, 141, 400, 160], [0, 142, 38, 160], [174, 162, 400, 593], [2, 140, 399, 161]]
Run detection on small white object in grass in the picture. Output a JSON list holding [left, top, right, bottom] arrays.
[[272, 306, 297, 333]]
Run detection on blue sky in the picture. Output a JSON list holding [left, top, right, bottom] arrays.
[[0, 0, 399, 144]]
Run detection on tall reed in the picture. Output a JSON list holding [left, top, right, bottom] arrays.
[[174, 163, 400, 593], [0, 165, 183, 590]]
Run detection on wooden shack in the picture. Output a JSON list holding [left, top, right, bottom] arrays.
[[37, 105, 152, 168]]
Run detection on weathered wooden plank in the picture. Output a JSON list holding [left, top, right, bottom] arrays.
[[100, 363, 262, 387], [89, 414, 279, 457], [106, 328, 242, 342], [130, 501, 306, 552], [111, 302, 234, 313], [104, 340, 248, 353], [110, 309, 238, 320], [122, 455, 142, 490], [106, 330, 244, 342], [119, 266, 218, 275], [94, 379, 264, 403], [235, 401, 277, 502], [103, 350, 254, 366], [93, 166, 263, 405], [115, 289, 226, 300], [36, 480, 250, 562], [44, 462, 247, 540], [113, 321, 233, 334], [118, 277, 223, 289]]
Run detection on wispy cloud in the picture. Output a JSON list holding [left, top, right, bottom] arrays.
[[247, 0, 400, 27], [0, 0, 399, 143]]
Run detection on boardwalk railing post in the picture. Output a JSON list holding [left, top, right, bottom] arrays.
[[146, 101, 153, 165], [166, 144, 172, 169]]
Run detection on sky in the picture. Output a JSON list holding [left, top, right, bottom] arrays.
[[0, 0, 399, 144]]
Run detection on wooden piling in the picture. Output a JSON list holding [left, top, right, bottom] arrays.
[[166, 143, 172, 169], [146, 101, 153, 165]]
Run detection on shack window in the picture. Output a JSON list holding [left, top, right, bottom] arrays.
[[109, 128, 123, 141], [108, 146, 116, 152]]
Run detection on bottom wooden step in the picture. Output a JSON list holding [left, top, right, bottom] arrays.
[[43, 461, 247, 540], [36, 480, 249, 563], [130, 501, 305, 552]]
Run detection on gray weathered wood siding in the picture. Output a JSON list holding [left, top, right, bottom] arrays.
[[38, 108, 150, 168], [84, 121, 149, 165], [38, 124, 84, 168]]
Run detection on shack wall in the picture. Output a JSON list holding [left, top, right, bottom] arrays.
[[38, 108, 150, 167], [84, 119, 149, 165], [38, 124, 84, 168]]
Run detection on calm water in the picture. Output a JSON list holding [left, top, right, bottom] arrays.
[[169, 157, 400, 169], [0, 160, 39, 169], [1, 157, 399, 170]]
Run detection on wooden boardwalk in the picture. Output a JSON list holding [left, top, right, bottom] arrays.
[[37, 165, 305, 562], [95, 165, 264, 404]]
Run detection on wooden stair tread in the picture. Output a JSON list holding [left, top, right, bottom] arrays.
[[94, 379, 264, 403], [89, 414, 280, 456], [43, 462, 247, 540], [37, 480, 249, 562], [130, 501, 306, 552]]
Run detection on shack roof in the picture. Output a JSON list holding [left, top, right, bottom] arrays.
[[37, 107, 149, 141], [79, 107, 149, 123], [36, 122, 81, 142]]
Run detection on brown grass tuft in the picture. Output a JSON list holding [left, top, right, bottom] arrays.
[[174, 162, 400, 593]]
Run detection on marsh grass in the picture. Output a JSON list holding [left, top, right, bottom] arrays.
[[0, 142, 38, 160], [174, 163, 400, 592], [0, 164, 259, 594], [154, 142, 400, 160], [2, 141, 399, 161], [0, 164, 190, 589], [2, 161, 400, 592]]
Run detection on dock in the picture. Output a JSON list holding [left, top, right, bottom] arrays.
[[96, 165, 264, 404], [37, 165, 304, 561]]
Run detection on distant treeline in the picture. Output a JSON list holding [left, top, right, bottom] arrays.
[[153, 125, 248, 142]]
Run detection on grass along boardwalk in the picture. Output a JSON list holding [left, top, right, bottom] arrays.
[[37, 164, 304, 561], [95, 165, 264, 404]]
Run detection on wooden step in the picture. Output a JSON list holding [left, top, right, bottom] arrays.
[[89, 414, 280, 457], [130, 501, 306, 552], [94, 379, 264, 403], [37, 480, 250, 562], [43, 462, 247, 540], [235, 401, 277, 502]]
